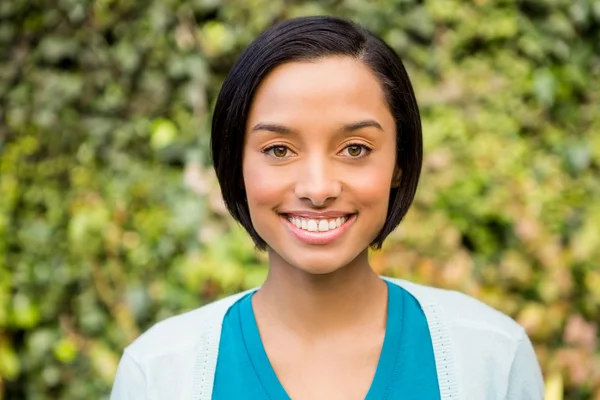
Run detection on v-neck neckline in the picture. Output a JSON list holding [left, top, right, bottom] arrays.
[[238, 280, 404, 399]]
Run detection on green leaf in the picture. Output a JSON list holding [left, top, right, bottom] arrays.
[[151, 118, 178, 150]]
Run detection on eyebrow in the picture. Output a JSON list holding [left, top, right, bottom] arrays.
[[343, 120, 384, 132], [250, 123, 293, 134], [250, 119, 384, 134]]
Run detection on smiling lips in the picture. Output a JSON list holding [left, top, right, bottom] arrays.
[[287, 215, 349, 232], [281, 213, 356, 245]]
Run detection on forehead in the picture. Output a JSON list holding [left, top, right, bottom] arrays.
[[247, 56, 391, 125]]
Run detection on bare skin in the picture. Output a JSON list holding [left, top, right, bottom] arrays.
[[242, 56, 398, 399], [253, 255, 388, 399]]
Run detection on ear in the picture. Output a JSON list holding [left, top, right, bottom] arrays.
[[391, 167, 402, 188]]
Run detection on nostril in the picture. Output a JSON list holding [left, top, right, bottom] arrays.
[[293, 177, 342, 206]]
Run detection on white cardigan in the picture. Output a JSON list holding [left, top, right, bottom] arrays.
[[111, 278, 545, 399]]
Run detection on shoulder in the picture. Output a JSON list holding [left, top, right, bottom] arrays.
[[386, 277, 524, 340], [111, 291, 252, 399], [125, 290, 251, 362], [385, 277, 544, 399]]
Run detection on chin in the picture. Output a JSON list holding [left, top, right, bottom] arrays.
[[295, 261, 345, 276], [276, 249, 361, 276]]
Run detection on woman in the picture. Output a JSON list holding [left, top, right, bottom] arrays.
[[111, 16, 544, 399]]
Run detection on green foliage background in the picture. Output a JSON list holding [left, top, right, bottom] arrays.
[[1, 0, 599, 398]]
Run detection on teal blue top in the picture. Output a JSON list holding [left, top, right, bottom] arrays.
[[213, 280, 440, 399]]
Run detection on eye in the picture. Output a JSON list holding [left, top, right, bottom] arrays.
[[263, 145, 293, 158], [340, 144, 372, 158]]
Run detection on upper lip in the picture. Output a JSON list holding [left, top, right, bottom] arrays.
[[280, 211, 355, 218]]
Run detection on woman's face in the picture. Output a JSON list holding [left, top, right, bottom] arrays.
[[242, 56, 398, 275]]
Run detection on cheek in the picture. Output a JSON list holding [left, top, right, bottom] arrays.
[[349, 166, 394, 210], [242, 154, 288, 211], [348, 151, 396, 205]]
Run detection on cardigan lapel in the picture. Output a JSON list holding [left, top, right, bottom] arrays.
[[385, 278, 460, 400]]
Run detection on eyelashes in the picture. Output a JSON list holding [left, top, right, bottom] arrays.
[[262, 143, 373, 159], [339, 143, 372, 158], [262, 144, 294, 158]]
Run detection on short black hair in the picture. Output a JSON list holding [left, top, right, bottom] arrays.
[[211, 15, 422, 250]]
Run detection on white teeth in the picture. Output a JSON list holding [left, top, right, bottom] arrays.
[[288, 216, 350, 232], [318, 220, 329, 232]]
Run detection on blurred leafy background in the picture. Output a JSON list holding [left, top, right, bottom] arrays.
[[1, 0, 599, 398]]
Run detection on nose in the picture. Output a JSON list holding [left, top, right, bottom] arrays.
[[294, 158, 342, 207]]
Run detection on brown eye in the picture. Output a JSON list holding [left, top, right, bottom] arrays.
[[340, 144, 371, 158], [270, 146, 288, 157], [347, 145, 363, 157]]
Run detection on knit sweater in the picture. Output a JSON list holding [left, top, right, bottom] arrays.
[[111, 278, 545, 399]]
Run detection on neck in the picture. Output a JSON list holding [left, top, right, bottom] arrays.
[[253, 249, 388, 339]]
